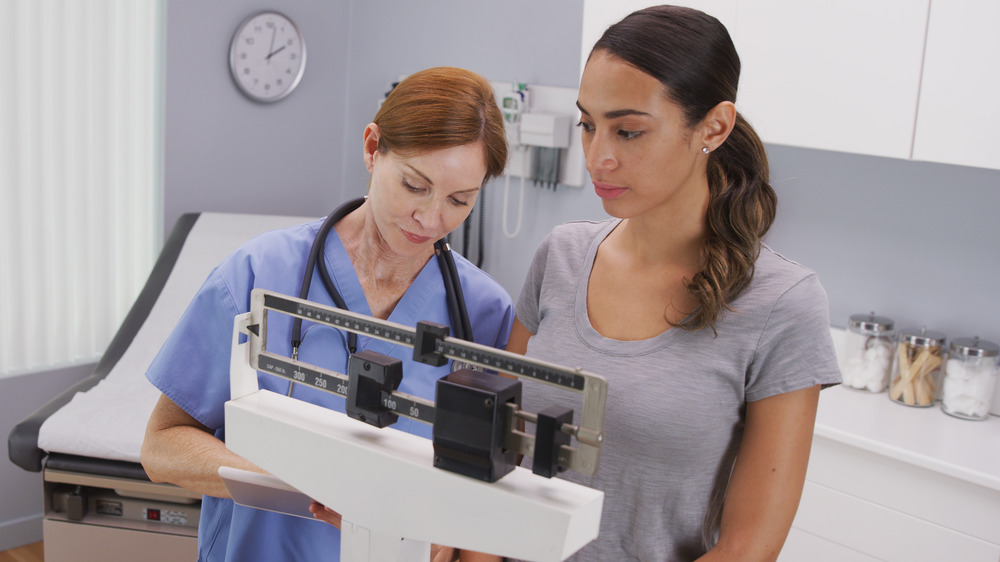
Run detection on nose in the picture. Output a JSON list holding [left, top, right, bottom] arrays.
[[584, 130, 617, 175], [411, 198, 446, 234]]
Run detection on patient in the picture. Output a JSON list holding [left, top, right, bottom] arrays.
[[141, 67, 512, 562]]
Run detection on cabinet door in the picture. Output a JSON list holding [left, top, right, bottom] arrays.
[[732, 0, 929, 159], [912, 1, 1000, 170], [582, 1, 930, 160]]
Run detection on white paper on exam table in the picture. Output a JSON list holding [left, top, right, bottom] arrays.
[[35, 213, 315, 463]]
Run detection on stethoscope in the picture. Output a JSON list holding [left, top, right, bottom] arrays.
[[290, 197, 472, 362]]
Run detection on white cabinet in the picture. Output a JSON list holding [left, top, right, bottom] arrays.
[[777, 330, 1000, 560], [581, 1, 1000, 170], [779, 383, 1000, 561], [912, 0, 1000, 170], [784, 435, 1000, 561], [732, 0, 928, 160]]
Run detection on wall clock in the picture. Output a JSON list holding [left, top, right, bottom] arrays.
[[229, 11, 306, 103]]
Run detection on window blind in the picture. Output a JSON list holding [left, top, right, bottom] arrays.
[[0, 0, 163, 377]]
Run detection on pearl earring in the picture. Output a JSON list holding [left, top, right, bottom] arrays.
[[702, 147, 710, 154]]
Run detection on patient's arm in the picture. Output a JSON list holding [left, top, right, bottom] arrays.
[[141, 393, 264, 498]]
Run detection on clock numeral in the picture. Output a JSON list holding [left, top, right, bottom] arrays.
[[289, 53, 296, 61], [276, 78, 283, 87], [266, 21, 275, 29], [244, 37, 255, 46], [243, 67, 250, 75], [240, 52, 247, 60]]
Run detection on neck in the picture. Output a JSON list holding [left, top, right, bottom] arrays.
[[616, 182, 709, 270], [334, 200, 432, 287]]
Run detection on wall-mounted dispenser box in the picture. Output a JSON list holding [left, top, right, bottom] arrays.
[[519, 112, 571, 149], [490, 82, 585, 187]]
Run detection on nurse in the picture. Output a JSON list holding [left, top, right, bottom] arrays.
[[141, 67, 513, 561], [507, 6, 841, 561]]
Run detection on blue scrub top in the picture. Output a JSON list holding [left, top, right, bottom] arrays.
[[146, 217, 514, 562]]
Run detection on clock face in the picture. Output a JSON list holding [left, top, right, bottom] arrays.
[[229, 12, 306, 102]]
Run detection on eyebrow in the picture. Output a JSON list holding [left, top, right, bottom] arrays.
[[576, 101, 651, 120], [404, 164, 434, 186], [404, 163, 481, 193]]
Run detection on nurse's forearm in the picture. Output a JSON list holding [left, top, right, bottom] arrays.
[[141, 393, 264, 498], [143, 424, 263, 498]]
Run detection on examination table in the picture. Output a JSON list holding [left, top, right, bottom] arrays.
[[8, 212, 313, 561]]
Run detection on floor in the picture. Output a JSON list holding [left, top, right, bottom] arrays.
[[0, 542, 43, 562]]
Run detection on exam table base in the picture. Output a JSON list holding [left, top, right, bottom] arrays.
[[42, 468, 199, 562], [44, 519, 197, 562]]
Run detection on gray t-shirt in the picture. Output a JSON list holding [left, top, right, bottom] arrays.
[[516, 219, 841, 561]]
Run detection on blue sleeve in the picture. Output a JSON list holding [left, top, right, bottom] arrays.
[[146, 265, 247, 430], [457, 262, 514, 350]]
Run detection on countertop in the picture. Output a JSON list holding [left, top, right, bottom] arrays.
[[817, 329, 1000, 492]]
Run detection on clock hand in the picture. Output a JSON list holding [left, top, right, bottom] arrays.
[[266, 45, 286, 60], [266, 25, 277, 63]]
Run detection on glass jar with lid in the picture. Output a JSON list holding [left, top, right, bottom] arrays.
[[840, 312, 895, 393], [941, 337, 999, 421], [889, 327, 946, 407]]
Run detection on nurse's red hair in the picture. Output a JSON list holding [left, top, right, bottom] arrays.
[[373, 67, 508, 184]]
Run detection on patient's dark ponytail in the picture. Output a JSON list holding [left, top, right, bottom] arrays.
[[592, 5, 776, 332]]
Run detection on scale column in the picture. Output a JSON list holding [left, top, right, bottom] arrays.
[[340, 521, 431, 561]]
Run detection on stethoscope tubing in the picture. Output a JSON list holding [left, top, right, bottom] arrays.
[[291, 197, 471, 359]]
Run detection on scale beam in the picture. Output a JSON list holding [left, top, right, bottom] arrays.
[[245, 289, 607, 476]]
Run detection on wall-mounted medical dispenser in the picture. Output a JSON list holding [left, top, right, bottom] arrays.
[[518, 112, 571, 149], [490, 82, 584, 188]]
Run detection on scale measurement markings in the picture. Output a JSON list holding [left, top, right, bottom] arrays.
[[437, 341, 585, 390], [257, 353, 435, 424], [380, 391, 435, 424], [262, 293, 586, 391], [263, 294, 415, 345], [258, 354, 348, 397]]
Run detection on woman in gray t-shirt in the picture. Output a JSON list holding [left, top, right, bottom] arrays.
[[508, 6, 841, 561]]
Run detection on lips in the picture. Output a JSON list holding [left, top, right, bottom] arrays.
[[593, 181, 627, 200], [401, 228, 432, 244]]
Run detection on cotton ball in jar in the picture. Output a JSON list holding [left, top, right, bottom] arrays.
[[941, 337, 999, 421], [841, 313, 894, 393]]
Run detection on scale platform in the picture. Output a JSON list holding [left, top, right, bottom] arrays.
[[224, 289, 607, 561]]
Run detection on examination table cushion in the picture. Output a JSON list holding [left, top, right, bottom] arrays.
[[35, 212, 314, 463]]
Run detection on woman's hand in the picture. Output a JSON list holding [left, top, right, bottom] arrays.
[[431, 545, 457, 562], [308, 501, 342, 529]]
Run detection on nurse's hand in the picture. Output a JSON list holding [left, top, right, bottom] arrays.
[[308, 501, 342, 529]]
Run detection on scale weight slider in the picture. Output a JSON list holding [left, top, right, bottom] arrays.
[[346, 350, 403, 428], [433, 369, 521, 483]]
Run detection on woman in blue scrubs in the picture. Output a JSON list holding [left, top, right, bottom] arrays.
[[140, 67, 513, 562]]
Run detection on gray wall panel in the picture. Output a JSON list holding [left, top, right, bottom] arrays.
[[163, 0, 354, 233]]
